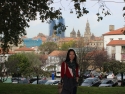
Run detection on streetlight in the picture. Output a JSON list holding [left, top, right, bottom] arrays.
[[17, 68, 20, 83]]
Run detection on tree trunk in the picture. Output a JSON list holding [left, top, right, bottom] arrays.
[[121, 72, 124, 86], [37, 75, 39, 84]]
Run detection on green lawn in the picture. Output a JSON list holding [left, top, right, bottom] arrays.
[[0, 83, 125, 94]]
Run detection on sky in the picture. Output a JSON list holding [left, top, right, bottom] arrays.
[[26, 0, 125, 38]]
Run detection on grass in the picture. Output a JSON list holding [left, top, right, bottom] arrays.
[[0, 83, 125, 94]]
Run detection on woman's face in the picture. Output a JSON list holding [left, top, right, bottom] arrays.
[[69, 51, 75, 61]]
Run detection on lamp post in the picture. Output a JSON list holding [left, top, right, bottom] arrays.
[[17, 68, 20, 83]]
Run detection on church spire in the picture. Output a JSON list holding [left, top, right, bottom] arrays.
[[84, 20, 91, 41]]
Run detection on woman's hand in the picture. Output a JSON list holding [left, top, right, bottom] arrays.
[[76, 77, 79, 82]]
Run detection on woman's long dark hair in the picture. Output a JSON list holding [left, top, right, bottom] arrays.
[[65, 49, 79, 67]]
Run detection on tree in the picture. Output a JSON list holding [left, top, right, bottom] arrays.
[[73, 38, 98, 85], [39, 42, 58, 54], [103, 60, 125, 86], [5, 53, 30, 77], [60, 41, 76, 51], [92, 50, 108, 71], [5, 52, 50, 84], [0, 0, 62, 52], [1, 0, 125, 52], [25, 53, 46, 84]]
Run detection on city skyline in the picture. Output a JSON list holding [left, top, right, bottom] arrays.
[[26, 0, 125, 38]]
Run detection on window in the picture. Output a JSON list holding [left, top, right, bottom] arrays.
[[112, 54, 115, 59], [110, 38, 113, 41], [119, 38, 122, 40], [122, 46, 125, 53], [122, 46, 125, 49]]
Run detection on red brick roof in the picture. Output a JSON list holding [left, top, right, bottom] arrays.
[[103, 27, 125, 35], [15, 47, 35, 51], [107, 40, 125, 46], [40, 54, 48, 60], [49, 50, 67, 56]]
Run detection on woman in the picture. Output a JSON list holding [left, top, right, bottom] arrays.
[[61, 49, 79, 94]]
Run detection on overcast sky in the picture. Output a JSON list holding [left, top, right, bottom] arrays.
[[26, 0, 125, 38]]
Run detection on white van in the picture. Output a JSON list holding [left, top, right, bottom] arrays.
[[56, 71, 61, 77]]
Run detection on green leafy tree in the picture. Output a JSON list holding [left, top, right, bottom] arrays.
[[103, 60, 125, 86], [39, 42, 58, 54], [5, 53, 30, 76], [25, 52, 50, 84], [5, 52, 50, 84], [25, 53, 50, 77], [60, 41, 76, 50]]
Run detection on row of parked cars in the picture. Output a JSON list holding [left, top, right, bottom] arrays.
[[81, 77, 118, 87], [81, 70, 125, 87], [11, 77, 60, 85]]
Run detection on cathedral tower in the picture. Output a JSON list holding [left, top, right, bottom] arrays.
[[77, 30, 81, 37], [70, 28, 76, 38], [84, 20, 91, 41]]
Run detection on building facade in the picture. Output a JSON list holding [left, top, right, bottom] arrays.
[[103, 26, 125, 61], [23, 38, 42, 48]]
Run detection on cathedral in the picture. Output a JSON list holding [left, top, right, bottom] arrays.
[[70, 28, 81, 38], [69, 20, 103, 49]]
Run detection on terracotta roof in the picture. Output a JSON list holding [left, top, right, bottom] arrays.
[[49, 50, 67, 56], [40, 54, 48, 60], [103, 27, 125, 35], [85, 50, 107, 59], [59, 37, 80, 42], [15, 47, 35, 51], [8, 50, 15, 54], [107, 40, 125, 46]]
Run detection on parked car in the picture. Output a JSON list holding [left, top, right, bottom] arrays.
[[29, 77, 42, 83], [45, 80, 59, 85], [91, 71, 101, 78], [12, 77, 22, 83], [116, 73, 125, 86], [32, 79, 48, 84], [99, 79, 117, 87], [107, 72, 115, 79], [116, 73, 125, 81], [83, 70, 93, 79], [12, 77, 29, 84], [19, 78, 29, 84], [81, 77, 101, 87]]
